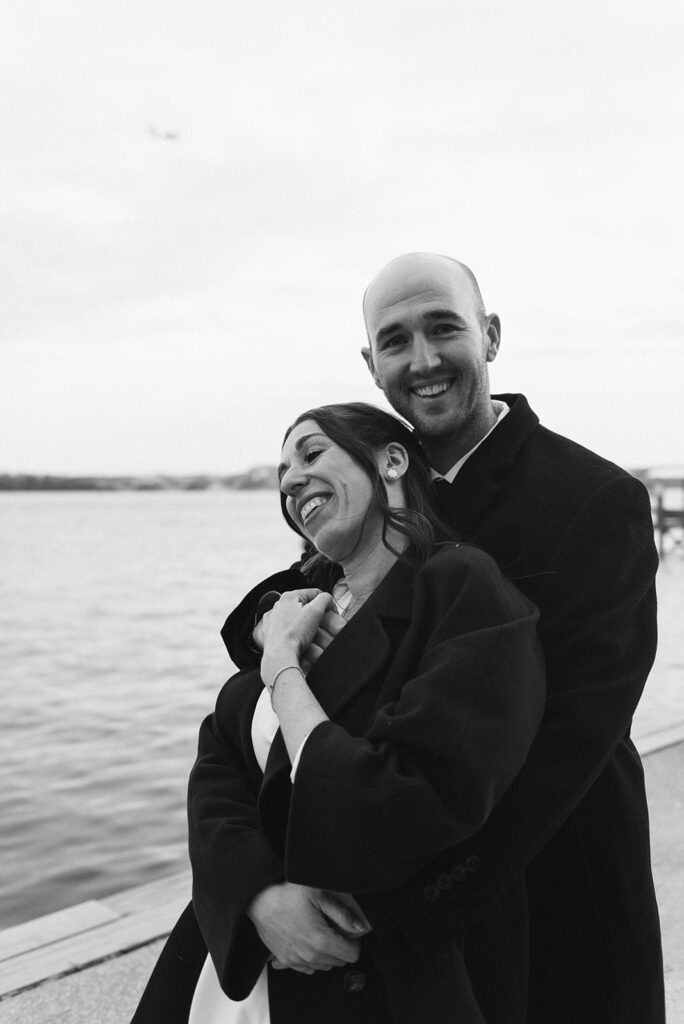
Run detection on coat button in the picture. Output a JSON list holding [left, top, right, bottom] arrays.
[[437, 872, 453, 890], [423, 883, 441, 902], [465, 854, 481, 873], [342, 969, 366, 993], [451, 864, 467, 882]]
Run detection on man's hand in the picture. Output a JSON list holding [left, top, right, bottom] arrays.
[[247, 883, 368, 974]]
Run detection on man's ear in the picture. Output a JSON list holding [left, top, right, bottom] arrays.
[[361, 346, 382, 389], [484, 314, 501, 363]]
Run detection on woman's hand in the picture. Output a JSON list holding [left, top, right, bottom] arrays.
[[247, 882, 368, 974], [254, 600, 347, 674], [260, 589, 334, 679], [260, 590, 346, 761]]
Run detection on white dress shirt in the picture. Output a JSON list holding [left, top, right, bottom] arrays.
[[430, 399, 509, 483]]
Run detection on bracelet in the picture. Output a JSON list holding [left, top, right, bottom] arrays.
[[267, 664, 304, 703]]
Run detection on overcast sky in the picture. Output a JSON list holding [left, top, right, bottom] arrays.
[[2, 0, 682, 475]]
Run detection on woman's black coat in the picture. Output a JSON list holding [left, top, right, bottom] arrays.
[[132, 544, 545, 1024]]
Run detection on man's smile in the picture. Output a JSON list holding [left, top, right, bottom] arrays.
[[409, 380, 454, 399]]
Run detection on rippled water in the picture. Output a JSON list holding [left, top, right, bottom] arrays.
[[1, 491, 682, 929], [0, 491, 301, 927]]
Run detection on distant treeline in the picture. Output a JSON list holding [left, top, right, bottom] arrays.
[[0, 468, 279, 492], [2, 467, 678, 495]]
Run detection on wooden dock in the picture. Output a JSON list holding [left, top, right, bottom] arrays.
[[0, 871, 190, 1000]]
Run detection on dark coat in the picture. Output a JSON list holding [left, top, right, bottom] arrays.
[[217, 393, 664, 1024], [132, 545, 545, 1024]]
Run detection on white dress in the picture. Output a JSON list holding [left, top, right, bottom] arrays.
[[189, 588, 354, 1024], [188, 688, 280, 1024]]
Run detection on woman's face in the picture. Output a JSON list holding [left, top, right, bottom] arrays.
[[278, 419, 381, 563]]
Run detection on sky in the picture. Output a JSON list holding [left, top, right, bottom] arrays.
[[2, 0, 683, 475]]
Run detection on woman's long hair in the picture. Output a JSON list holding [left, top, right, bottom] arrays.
[[279, 401, 457, 571]]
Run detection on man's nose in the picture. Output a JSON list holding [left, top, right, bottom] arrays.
[[409, 334, 441, 376]]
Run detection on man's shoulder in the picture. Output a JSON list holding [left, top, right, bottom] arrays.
[[527, 422, 630, 480], [496, 393, 644, 495]]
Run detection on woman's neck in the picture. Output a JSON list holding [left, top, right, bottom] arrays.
[[339, 528, 405, 599]]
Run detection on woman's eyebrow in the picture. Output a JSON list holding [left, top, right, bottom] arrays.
[[277, 433, 326, 479]]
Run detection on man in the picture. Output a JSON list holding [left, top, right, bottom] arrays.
[[220, 254, 664, 1023], [134, 254, 663, 1024]]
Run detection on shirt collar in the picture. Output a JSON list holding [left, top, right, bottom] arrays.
[[430, 400, 510, 484]]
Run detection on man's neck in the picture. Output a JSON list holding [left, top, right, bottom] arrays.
[[423, 401, 498, 475]]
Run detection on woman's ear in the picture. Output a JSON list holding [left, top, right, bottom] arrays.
[[381, 442, 409, 481]]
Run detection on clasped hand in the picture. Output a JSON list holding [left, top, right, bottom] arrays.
[[247, 882, 371, 975], [256, 589, 347, 671]]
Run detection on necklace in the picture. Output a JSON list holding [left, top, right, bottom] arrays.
[[332, 579, 370, 620]]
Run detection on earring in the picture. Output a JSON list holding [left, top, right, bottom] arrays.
[[386, 468, 399, 480]]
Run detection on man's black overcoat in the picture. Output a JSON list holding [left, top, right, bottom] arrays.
[[217, 393, 664, 1024]]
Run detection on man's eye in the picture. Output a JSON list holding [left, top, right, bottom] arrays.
[[380, 335, 404, 350], [432, 323, 458, 336]]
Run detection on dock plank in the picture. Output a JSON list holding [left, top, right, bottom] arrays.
[[638, 721, 684, 756], [0, 902, 119, 962], [105, 871, 190, 917], [0, 872, 191, 999]]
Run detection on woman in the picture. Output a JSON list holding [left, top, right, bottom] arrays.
[[132, 403, 545, 1024]]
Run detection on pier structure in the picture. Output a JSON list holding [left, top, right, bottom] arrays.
[[635, 467, 684, 557]]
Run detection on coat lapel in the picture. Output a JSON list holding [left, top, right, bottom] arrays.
[[434, 393, 539, 533], [436, 472, 501, 534]]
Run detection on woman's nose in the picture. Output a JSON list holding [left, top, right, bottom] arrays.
[[280, 465, 307, 496], [409, 334, 441, 375]]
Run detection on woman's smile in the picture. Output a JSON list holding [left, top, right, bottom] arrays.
[[280, 419, 379, 562], [298, 492, 333, 527]]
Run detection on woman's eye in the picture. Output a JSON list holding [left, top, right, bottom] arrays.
[[304, 447, 323, 464]]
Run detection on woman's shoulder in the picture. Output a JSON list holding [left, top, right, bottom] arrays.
[[415, 542, 534, 619], [421, 541, 502, 580]]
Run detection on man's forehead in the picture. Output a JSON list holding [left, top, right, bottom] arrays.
[[366, 278, 473, 334]]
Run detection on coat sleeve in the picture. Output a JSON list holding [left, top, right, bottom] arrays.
[[386, 474, 659, 933], [283, 548, 546, 894], [187, 675, 285, 1000], [220, 566, 309, 669]]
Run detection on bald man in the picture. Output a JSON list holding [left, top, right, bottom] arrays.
[[357, 254, 663, 1020], [143, 255, 663, 1024]]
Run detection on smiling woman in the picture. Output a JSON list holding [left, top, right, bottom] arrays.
[[278, 403, 447, 573], [131, 402, 546, 1024], [279, 420, 379, 564]]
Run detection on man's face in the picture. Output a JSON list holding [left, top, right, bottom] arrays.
[[362, 260, 499, 449]]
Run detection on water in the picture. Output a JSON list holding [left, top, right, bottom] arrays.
[[0, 491, 301, 928], [1, 492, 682, 928]]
